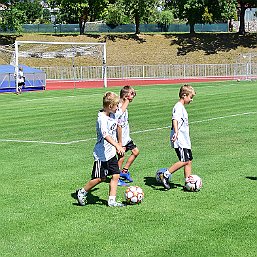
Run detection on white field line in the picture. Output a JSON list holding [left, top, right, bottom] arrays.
[[0, 111, 256, 145]]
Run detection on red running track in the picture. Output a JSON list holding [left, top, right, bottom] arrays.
[[46, 77, 243, 90]]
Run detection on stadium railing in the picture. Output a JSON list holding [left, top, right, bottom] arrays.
[[37, 63, 257, 81]]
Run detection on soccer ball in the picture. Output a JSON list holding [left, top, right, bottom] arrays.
[[125, 186, 144, 205], [185, 175, 202, 192], [156, 168, 170, 184]]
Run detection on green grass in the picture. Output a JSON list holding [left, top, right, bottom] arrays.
[[0, 81, 256, 257]]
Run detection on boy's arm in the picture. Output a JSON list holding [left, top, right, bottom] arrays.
[[117, 125, 123, 146], [104, 135, 125, 155], [119, 89, 136, 113], [171, 119, 179, 142], [120, 98, 130, 113]]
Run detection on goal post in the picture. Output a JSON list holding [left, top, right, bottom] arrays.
[[14, 40, 107, 92]]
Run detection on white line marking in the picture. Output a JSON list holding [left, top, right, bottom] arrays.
[[0, 112, 256, 145], [190, 112, 257, 124]]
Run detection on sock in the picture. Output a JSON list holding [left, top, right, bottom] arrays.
[[80, 188, 87, 195], [108, 196, 116, 202], [122, 168, 128, 173], [164, 170, 171, 179]]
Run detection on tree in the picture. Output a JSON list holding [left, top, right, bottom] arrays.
[[0, 5, 27, 33], [157, 10, 174, 32], [122, 0, 159, 34], [237, 0, 257, 35], [49, 0, 109, 34], [18, 0, 43, 24], [165, 0, 238, 34], [165, 0, 206, 33], [104, 2, 129, 26]]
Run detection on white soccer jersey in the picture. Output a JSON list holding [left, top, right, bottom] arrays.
[[17, 71, 24, 83], [117, 103, 131, 146], [93, 111, 118, 161], [170, 101, 191, 149]]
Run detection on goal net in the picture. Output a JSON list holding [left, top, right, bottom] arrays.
[[14, 41, 107, 91]]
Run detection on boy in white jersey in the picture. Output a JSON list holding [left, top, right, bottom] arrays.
[[117, 86, 139, 186], [77, 92, 129, 207], [160, 85, 196, 190]]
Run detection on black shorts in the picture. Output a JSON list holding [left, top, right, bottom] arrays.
[[124, 140, 137, 152], [91, 156, 119, 179], [175, 148, 193, 162], [18, 82, 25, 88]]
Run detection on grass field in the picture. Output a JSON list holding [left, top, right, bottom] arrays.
[[0, 81, 256, 257]]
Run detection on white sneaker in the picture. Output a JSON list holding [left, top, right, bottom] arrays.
[[108, 201, 126, 207], [77, 189, 86, 206]]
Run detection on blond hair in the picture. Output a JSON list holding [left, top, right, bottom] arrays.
[[179, 84, 196, 98], [103, 92, 119, 108]]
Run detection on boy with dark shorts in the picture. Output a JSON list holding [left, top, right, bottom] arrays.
[[117, 86, 139, 186], [160, 84, 196, 190], [77, 92, 129, 207]]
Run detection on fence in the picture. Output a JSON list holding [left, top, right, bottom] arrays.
[[0, 23, 228, 34], [37, 63, 257, 81]]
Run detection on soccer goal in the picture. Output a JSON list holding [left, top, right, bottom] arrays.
[[14, 41, 107, 91]]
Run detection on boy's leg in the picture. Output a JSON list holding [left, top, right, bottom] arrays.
[[77, 178, 102, 206], [168, 161, 188, 174], [108, 157, 125, 207], [109, 173, 119, 196], [160, 148, 192, 190], [120, 144, 139, 183], [84, 178, 102, 192], [118, 154, 125, 170], [184, 160, 192, 178], [123, 147, 139, 170], [160, 161, 188, 190], [77, 160, 106, 206], [117, 154, 128, 186]]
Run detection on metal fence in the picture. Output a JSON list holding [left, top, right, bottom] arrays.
[[37, 63, 257, 81]]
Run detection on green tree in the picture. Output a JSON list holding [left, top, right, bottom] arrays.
[[237, 0, 257, 35], [165, 0, 238, 33], [0, 5, 26, 33], [42, 8, 51, 24], [122, 0, 159, 34], [165, 0, 206, 33], [50, 0, 109, 34], [157, 10, 174, 32], [18, 0, 43, 24], [104, 2, 129, 26]]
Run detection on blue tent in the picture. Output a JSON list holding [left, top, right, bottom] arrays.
[[0, 64, 46, 93]]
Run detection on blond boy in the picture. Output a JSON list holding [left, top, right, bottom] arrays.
[[77, 92, 129, 207], [160, 84, 196, 190]]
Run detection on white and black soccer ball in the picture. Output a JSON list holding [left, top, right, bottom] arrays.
[[125, 186, 144, 205], [156, 168, 170, 184], [185, 175, 202, 192]]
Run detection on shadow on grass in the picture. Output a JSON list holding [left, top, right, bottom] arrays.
[[143, 176, 184, 191], [44, 33, 146, 43], [0, 35, 19, 44], [246, 176, 257, 180], [164, 33, 257, 56], [71, 188, 108, 206]]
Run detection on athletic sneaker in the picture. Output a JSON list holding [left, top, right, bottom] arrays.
[[120, 170, 133, 182], [159, 173, 171, 190], [118, 179, 128, 187], [108, 201, 126, 207], [77, 188, 87, 206]]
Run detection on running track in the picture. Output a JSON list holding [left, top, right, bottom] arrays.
[[46, 76, 244, 90]]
